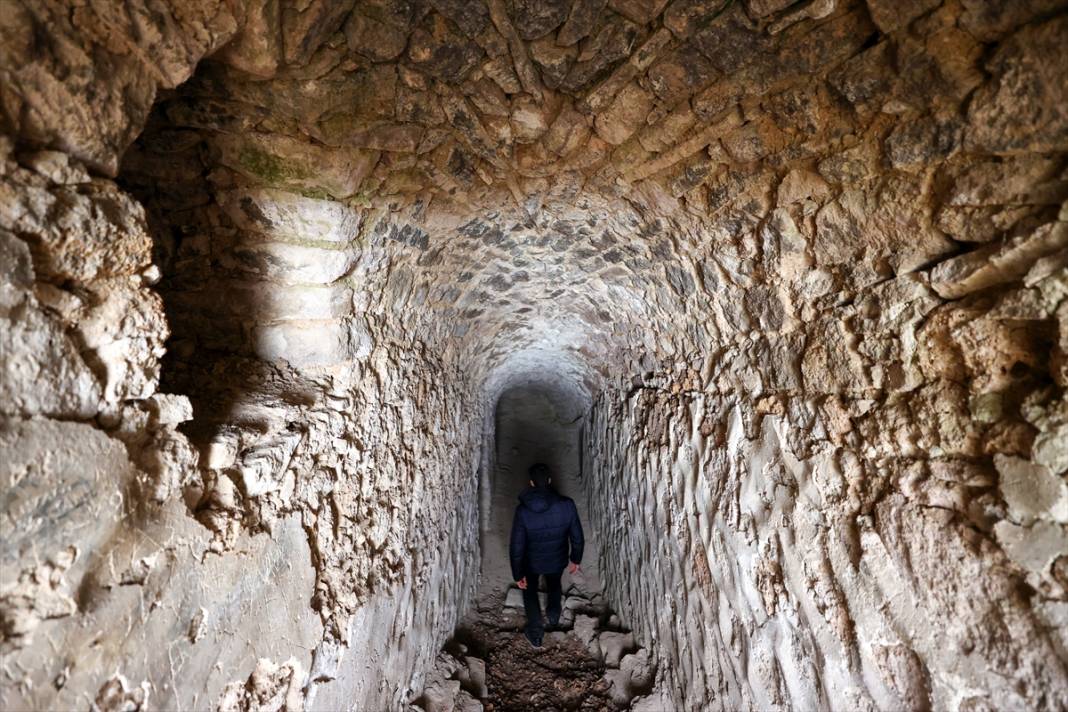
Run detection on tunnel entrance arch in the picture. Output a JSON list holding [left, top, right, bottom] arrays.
[[479, 380, 601, 599]]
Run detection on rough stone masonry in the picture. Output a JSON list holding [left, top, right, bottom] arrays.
[[1, 0, 1067, 710]]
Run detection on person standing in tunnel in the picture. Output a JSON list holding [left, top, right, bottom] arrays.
[[509, 463, 584, 647]]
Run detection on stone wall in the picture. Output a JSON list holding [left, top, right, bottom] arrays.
[[2, 0, 1067, 710], [581, 95, 1068, 712], [0, 138, 485, 710]]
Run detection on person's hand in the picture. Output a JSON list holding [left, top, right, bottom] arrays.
[[516, 577, 527, 590], [568, 562, 581, 575]]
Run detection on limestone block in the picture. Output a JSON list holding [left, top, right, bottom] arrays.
[[407, 13, 483, 83], [800, 317, 870, 394], [563, 18, 641, 93], [20, 150, 90, 185], [510, 97, 550, 143], [644, 48, 708, 106], [864, 0, 940, 33], [1033, 421, 1068, 476], [222, 241, 358, 284], [168, 281, 355, 333], [830, 41, 894, 113], [434, 652, 462, 680], [572, 614, 601, 658], [235, 282, 355, 322], [509, 0, 569, 40], [817, 135, 881, 183], [76, 281, 168, 404], [320, 119, 425, 155], [418, 676, 461, 712], [0, 420, 136, 661], [776, 169, 830, 207], [935, 205, 1035, 244], [543, 106, 591, 157], [458, 656, 487, 698], [0, 179, 153, 285], [603, 668, 635, 707], [563, 593, 588, 610], [481, 55, 523, 96], [215, 0, 283, 77], [7, 502, 323, 708], [608, 0, 670, 25], [237, 432, 302, 499], [0, 229, 34, 310], [558, 0, 608, 46], [145, 394, 193, 427], [455, 690, 483, 712], [251, 317, 372, 368], [0, 419, 131, 591], [280, 0, 353, 65], [529, 36, 577, 89], [598, 631, 636, 667], [959, 0, 1068, 41], [943, 155, 1064, 208], [769, 0, 840, 33], [994, 519, 1068, 575], [214, 133, 378, 200], [620, 648, 655, 690], [344, 11, 409, 62], [966, 15, 1068, 153], [814, 176, 955, 273], [929, 220, 1068, 299], [594, 82, 656, 146], [631, 686, 673, 712], [722, 116, 789, 163], [995, 455, 1068, 525], [204, 432, 240, 471], [218, 188, 363, 244], [0, 305, 102, 418], [886, 114, 963, 169]]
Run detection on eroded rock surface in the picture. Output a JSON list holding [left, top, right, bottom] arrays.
[[1, 0, 1066, 710]]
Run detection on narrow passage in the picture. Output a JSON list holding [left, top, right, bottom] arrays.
[[413, 384, 669, 711]]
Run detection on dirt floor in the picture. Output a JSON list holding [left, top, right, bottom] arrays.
[[452, 614, 620, 712]]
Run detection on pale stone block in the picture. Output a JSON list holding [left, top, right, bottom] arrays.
[[219, 187, 362, 243]]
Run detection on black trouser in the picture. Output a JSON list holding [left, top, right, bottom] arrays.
[[523, 570, 563, 639]]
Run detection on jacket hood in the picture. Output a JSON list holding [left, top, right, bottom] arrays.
[[519, 486, 556, 513]]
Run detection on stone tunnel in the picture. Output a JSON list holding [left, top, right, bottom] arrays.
[[1, 0, 1067, 710]]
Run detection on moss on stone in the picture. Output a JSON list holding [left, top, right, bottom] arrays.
[[296, 187, 333, 201], [970, 391, 1004, 424], [238, 146, 312, 186]]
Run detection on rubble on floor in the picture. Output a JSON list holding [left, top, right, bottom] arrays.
[[412, 585, 662, 712]]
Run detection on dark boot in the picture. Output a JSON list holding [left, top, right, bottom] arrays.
[[521, 573, 544, 646], [545, 571, 563, 628]]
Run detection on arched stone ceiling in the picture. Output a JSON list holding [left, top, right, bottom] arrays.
[[102, 0, 1066, 398], [12, 0, 1063, 395], [2, 2, 1068, 710]]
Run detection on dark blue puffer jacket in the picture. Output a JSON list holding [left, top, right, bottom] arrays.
[[509, 486, 584, 580]]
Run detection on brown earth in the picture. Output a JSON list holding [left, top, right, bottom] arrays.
[[453, 621, 618, 712]]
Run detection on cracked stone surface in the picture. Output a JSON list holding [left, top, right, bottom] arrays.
[[1, 1, 1067, 710]]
